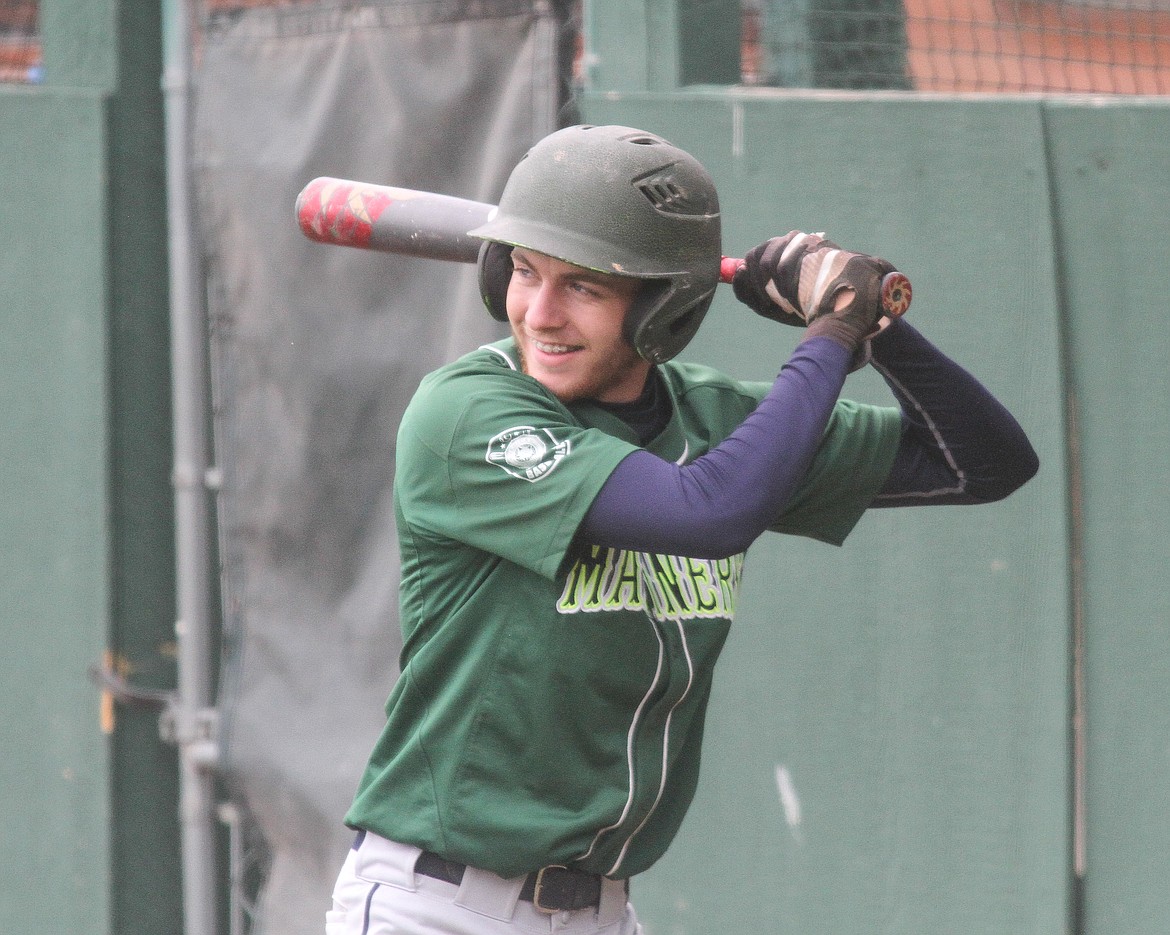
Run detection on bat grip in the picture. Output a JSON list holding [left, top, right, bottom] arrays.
[[719, 255, 742, 284], [719, 256, 912, 319]]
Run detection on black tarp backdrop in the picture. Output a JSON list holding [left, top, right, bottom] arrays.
[[193, 2, 572, 930]]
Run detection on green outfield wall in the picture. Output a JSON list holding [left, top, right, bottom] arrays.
[[2, 1, 1168, 932], [0, 87, 113, 931], [0, 0, 181, 933]]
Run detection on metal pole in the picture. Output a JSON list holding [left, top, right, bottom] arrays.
[[161, 0, 221, 931]]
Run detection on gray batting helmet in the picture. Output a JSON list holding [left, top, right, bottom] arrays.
[[468, 124, 722, 363]]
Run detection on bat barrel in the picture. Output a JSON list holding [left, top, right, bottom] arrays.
[[295, 177, 495, 263]]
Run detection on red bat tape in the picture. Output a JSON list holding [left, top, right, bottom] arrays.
[[296, 177, 493, 262]]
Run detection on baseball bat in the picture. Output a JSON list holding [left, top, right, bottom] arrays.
[[296, 176, 493, 262], [296, 177, 911, 317]]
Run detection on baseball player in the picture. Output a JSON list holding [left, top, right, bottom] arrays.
[[324, 125, 1038, 935]]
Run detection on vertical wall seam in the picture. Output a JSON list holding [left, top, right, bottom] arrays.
[[1037, 98, 1087, 935]]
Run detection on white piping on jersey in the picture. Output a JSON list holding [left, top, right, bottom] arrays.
[[576, 620, 667, 867], [576, 554, 700, 878], [480, 344, 518, 369], [605, 614, 697, 877], [675, 440, 689, 465], [870, 359, 966, 500]]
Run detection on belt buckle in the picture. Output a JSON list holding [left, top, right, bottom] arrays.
[[532, 864, 568, 914]]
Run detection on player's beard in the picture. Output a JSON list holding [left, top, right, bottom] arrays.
[[513, 325, 649, 404]]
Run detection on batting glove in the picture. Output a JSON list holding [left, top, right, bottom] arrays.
[[732, 231, 840, 327], [803, 250, 895, 352], [734, 231, 895, 367]]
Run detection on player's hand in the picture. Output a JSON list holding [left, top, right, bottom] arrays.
[[802, 250, 898, 372], [731, 231, 842, 327]]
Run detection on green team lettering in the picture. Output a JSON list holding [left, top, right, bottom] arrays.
[[608, 549, 643, 610], [684, 556, 722, 613], [557, 544, 609, 611], [642, 553, 687, 619], [557, 546, 743, 621], [714, 557, 742, 609]]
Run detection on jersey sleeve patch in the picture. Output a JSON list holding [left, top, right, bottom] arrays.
[[486, 426, 571, 482]]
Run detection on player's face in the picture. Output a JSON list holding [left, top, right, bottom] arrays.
[[506, 249, 650, 404]]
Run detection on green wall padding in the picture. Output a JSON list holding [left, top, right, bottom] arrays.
[[1044, 100, 1170, 935], [0, 90, 111, 933], [105, 0, 184, 928]]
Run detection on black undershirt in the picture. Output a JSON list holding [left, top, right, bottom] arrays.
[[594, 369, 671, 446]]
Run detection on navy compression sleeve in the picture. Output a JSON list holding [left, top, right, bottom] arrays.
[[579, 337, 852, 559], [869, 319, 1039, 505]]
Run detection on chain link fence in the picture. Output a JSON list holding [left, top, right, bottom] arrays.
[[1, 0, 1166, 100], [738, 0, 1170, 94], [7, 0, 1167, 91], [743, 0, 1170, 94]]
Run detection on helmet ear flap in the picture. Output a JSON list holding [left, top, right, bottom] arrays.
[[477, 241, 512, 322], [626, 282, 716, 364]]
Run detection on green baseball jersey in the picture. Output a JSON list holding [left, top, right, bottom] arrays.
[[346, 338, 901, 879]]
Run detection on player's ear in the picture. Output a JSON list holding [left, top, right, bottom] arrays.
[[477, 241, 513, 322]]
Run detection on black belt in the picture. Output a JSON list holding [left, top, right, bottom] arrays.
[[414, 849, 608, 914]]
